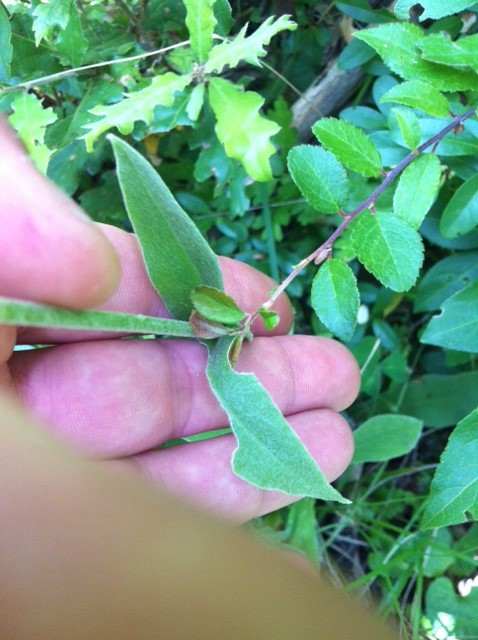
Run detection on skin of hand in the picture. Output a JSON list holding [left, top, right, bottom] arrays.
[[0, 120, 397, 638]]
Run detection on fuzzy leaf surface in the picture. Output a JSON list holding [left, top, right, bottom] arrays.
[[287, 145, 348, 214], [311, 260, 359, 341], [421, 281, 478, 352], [394, 0, 476, 21], [0, 298, 194, 338], [354, 24, 478, 91], [8, 92, 57, 174], [352, 414, 423, 463], [32, 0, 73, 45], [418, 33, 478, 71], [312, 118, 382, 178], [208, 78, 279, 182], [191, 286, 245, 325], [0, 6, 13, 82], [393, 154, 442, 229], [110, 136, 223, 320], [380, 80, 450, 118], [206, 336, 349, 502], [440, 173, 478, 238], [204, 15, 296, 74], [184, 0, 216, 63], [422, 409, 478, 529], [351, 212, 424, 292], [83, 73, 191, 151]]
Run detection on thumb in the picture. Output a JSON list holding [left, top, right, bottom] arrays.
[[0, 119, 120, 309]]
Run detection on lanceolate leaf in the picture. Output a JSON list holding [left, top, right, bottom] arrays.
[[394, 0, 476, 21], [439, 173, 478, 238], [8, 92, 57, 174], [83, 73, 192, 151], [311, 259, 359, 341], [0, 298, 195, 338], [351, 211, 424, 292], [312, 118, 382, 178], [206, 336, 349, 502], [352, 414, 423, 464], [421, 281, 478, 352], [184, 0, 216, 63], [0, 5, 13, 82], [208, 78, 280, 182], [205, 15, 296, 74], [287, 145, 348, 214], [393, 154, 442, 229], [110, 136, 223, 320], [422, 409, 478, 529], [31, 0, 73, 46], [380, 80, 450, 118], [354, 24, 478, 91]]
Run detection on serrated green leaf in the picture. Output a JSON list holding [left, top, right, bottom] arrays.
[[422, 409, 478, 529], [380, 80, 450, 118], [287, 145, 348, 214], [352, 414, 422, 464], [351, 211, 424, 292], [417, 33, 478, 72], [55, 1, 87, 67], [311, 259, 359, 341], [206, 336, 349, 502], [7, 92, 57, 174], [312, 118, 382, 178], [390, 107, 421, 150], [354, 24, 478, 91], [0, 6, 13, 82], [259, 309, 280, 330], [394, 0, 476, 21], [208, 77, 279, 182], [83, 73, 192, 151], [0, 297, 194, 338], [191, 286, 245, 325], [205, 15, 296, 74], [414, 251, 478, 312], [184, 0, 216, 63], [440, 174, 478, 238], [421, 281, 478, 352], [393, 154, 442, 229], [31, 0, 73, 46], [110, 136, 223, 320]]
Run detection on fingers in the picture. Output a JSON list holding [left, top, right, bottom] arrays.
[[130, 409, 354, 523], [10, 335, 360, 457], [0, 120, 120, 309]]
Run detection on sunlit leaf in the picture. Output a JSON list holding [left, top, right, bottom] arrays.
[[440, 173, 478, 238], [390, 107, 421, 150], [32, 0, 73, 46], [393, 154, 442, 229], [418, 33, 478, 72], [191, 286, 245, 325], [184, 0, 216, 63], [395, 0, 476, 21], [380, 80, 450, 118]]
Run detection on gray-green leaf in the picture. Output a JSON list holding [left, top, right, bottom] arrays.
[[311, 259, 359, 342], [110, 136, 223, 321], [206, 336, 349, 502], [352, 414, 423, 464], [0, 5, 13, 82]]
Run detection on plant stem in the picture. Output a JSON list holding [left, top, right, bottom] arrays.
[[259, 108, 477, 315]]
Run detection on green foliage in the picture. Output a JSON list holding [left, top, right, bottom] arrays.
[[183, 0, 216, 63], [352, 414, 422, 463], [0, 5, 12, 82], [380, 80, 450, 118], [393, 154, 442, 229], [439, 173, 478, 238]]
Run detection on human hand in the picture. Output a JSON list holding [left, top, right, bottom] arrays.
[[0, 119, 359, 522]]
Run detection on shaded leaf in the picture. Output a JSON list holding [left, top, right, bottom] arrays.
[[393, 154, 442, 229], [380, 80, 450, 118], [208, 77, 279, 182], [0, 297, 194, 338], [354, 24, 478, 91], [394, 0, 477, 20], [0, 5, 13, 82], [312, 117, 382, 178], [421, 281, 478, 352], [32, 0, 73, 46], [206, 336, 349, 502], [440, 173, 478, 238], [425, 577, 478, 639], [83, 73, 192, 151], [213, 0, 233, 36], [422, 409, 478, 529], [184, 0, 216, 63], [311, 259, 359, 341], [191, 286, 245, 325], [287, 145, 348, 214], [352, 414, 423, 463], [110, 136, 223, 320], [189, 312, 237, 339], [7, 92, 57, 174], [205, 15, 296, 74], [55, 1, 87, 67], [351, 211, 424, 291]]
